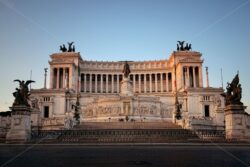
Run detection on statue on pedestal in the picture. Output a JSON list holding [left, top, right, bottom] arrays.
[[7, 80, 34, 142], [122, 61, 130, 78], [177, 41, 192, 51], [67, 42, 74, 52], [120, 61, 133, 96], [60, 44, 67, 52], [222, 74, 242, 106], [59, 42, 76, 52], [12, 80, 35, 107]]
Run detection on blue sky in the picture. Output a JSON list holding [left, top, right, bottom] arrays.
[[0, 0, 250, 112]]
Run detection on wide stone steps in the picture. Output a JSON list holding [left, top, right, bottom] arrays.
[[32, 129, 199, 143], [74, 122, 182, 130], [31, 122, 226, 143]]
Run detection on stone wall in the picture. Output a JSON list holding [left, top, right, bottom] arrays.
[[0, 116, 11, 128], [0, 116, 11, 140]]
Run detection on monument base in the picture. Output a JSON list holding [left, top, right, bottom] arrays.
[[6, 105, 31, 143], [225, 104, 247, 140], [120, 77, 133, 96]]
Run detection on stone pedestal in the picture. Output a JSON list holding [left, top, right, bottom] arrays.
[[6, 105, 31, 143], [31, 108, 41, 132], [120, 77, 133, 96], [225, 105, 246, 140]]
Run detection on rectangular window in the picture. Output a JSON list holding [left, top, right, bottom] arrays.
[[204, 105, 209, 117], [44, 106, 49, 118]]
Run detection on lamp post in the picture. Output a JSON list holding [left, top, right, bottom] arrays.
[[74, 94, 80, 125], [175, 96, 182, 120], [174, 51, 182, 120]]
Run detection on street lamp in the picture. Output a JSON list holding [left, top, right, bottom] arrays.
[[175, 96, 182, 120], [174, 50, 182, 120]]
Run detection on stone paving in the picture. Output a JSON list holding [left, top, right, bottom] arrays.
[[0, 144, 249, 167]]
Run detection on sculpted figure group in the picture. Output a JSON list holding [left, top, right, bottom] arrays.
[[222, 74, 242, 106], [60, 42, 75, 52], [177, 41, 192, 51], [12, 80, 35, 107], [122, 61, 131, 78]]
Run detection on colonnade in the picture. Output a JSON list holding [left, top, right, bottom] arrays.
[[182, 66, 201, 88], [81, 73, 172, 93], [51, 67, 70, 89], [50, 66, 202, 91]]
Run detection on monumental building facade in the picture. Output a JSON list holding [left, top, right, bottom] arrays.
[[28, 47, 226, 131]]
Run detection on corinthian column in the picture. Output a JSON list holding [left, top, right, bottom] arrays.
[[149, 74, 152, 93], [193, 67, 196, 88], [199, 66, 203, 87], [160, 73, 163, 92], [95, 74, 97, 93], [139, 74, 141, 93], [101, 74, 103, 93], [56, 68, 59, 89], [155, 73, 158, 92], [133, 74, 135, 93], [90, 74, 92, 93], [63, 68, 65, 88], [84, 73, 87, 93], [166, 73, 169, 92], [106, 74, 108, 93], [111, 74, 114, 93], [117, 74, 120, 93]]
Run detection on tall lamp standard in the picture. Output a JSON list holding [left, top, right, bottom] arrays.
[[174, 51, 182, 120]]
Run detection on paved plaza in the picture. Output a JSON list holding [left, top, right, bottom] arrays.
[[0, 144, 249, 167]]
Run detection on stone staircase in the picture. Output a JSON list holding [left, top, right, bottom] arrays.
[[58, 129, 199, 143], [32, 121, 202, 143], [74, 121, 182, 130]]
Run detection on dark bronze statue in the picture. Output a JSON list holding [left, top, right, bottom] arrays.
[[12, 80, 35, 107], [177, 41, 192, 51], [177, 41, 185, 50], [60, 42, 75, 52], [67, 42, 74, 52], [122, 61, 131, 78], [184, 43, 189, 50], [222, 74, 242, 106], [60, 44, 67, 52]]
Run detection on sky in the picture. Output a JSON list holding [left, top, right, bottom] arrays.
[[0, 0, 250, 113]]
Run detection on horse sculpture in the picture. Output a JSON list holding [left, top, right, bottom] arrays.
[[59, 42, 75, 52], [177, 41, 192, 51]]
